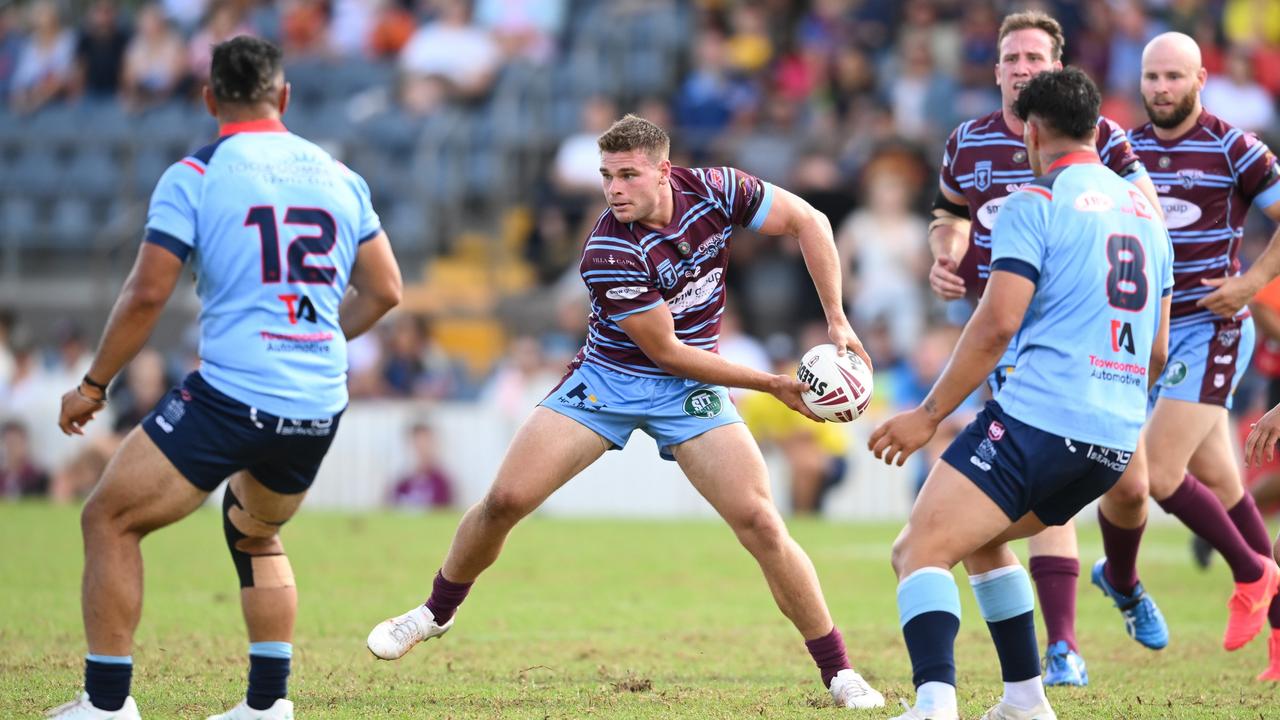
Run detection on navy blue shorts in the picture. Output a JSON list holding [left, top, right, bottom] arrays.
[[940, 401, 1130, 526], [142, 372, 343, 494]]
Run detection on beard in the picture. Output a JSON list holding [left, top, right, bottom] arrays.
[[1143, 90, 1198, 129]]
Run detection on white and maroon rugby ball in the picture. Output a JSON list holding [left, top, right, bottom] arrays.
[[797, 344, 873, 423]]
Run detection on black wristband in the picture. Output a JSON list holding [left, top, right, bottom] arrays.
[[931, 188, 970, 219], [82, 374, 109, 392]]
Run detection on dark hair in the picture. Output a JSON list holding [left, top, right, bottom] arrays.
[[210, 36, 283, 105], [1012, 67, 1100, 141], [597, 114, 670, 159], [997, 11, 1065, 62]]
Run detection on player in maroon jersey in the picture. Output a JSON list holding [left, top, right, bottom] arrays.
[[925, 11, 1167, 686], [365, 115, 886, 708], [1102, 32, 1280, 681]]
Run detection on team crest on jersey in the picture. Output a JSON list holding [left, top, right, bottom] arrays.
[[676, 240, 692, 256], [987, 421, 1006, 442], [656, 259, 679, 289], [706, 168, 725, 191], [974, 161, 993, 191], [1012, 150, 1027, 164], [1176, 169, 1204, 189], [683, 388, 723, 418], [1218, 328, 1241, 348]]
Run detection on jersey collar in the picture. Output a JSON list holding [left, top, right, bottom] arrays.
[[1047, 151, 1101, 172], [218, 118, 288, 136]]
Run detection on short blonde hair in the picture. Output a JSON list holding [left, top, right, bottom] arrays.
[[597, 114, 670, 160], [998, 11, 1065, 62]]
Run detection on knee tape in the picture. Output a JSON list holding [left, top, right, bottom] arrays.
[[222, 487, 294, 589]]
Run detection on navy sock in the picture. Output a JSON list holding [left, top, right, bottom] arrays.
[[970, 565, 1040, 682], [247, 642, 292, 711], [898, 568, 962, 688], [85, 655, 132, 712]]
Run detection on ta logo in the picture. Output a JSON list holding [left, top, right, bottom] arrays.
[[559, 382, 606, 412], [278, 294, 317, 325], [1164, 360, 1188, 387], [1110, 319, 1136, 354], [683, 388, 723, 418]]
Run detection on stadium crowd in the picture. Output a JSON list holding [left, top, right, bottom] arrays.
[[5, 0, 1280, 509]]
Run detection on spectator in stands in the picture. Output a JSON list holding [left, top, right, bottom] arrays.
[[9, 0, 76, 113], [187, 1, 253, 87], [398, 0, 500, 112], [823, 44, 876, 127], [0, 309, 14, 399], [0, 419, 48, 499], [474, 0, 564, 66], [837, 149, 929, 360], [382, 313, 461, 399], [280, 0, 331, 59], [120, 3, 187, 111], [367, 0, 416, 59], [388, 422, 454, 509], [1224, 0, 1280, 48], [0, 2, 27, 102], [482, 334, 558, 424], [163, 0, 208, 34], [72, 0, 129, 101], [1203, 47, 1276, 133], [674, 27, 757, 155], [552, 95, 617, 202], [885, 30, 956, 143]]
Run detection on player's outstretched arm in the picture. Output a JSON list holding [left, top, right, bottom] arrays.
[[617, 303, 823, 421], [340, 230, 402, 340], [752, 184, 872, 369], [927, 185, 971, 301], [868, 270, 1033, 465], [58, 242, 185, 435], [1149, 294, 1172, 391]]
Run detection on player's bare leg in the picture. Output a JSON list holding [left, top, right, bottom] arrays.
[[672, 423, 883, 708], [1025, 522, 1084, 685], [1146, 399, 1278, 650], [50, 428, 208, 718], [367, 408, 608, 660], [1092, 441, 1168, 649], [891, 461, 1053, 720]]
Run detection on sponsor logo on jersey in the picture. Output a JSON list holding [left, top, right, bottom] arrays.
[[275, 417, 335, 437], [1213, 354, 1234, 365], [1217, 328, 1241, 348], [683, 388, 723, 418], [1164, 360, 1189, 386], [668, 268, 724, 313], [976, 195, 1009, 230], [970, 437, 997, 472], [1086, 445, 1131, 472], [706, 168, 725, 191], [1158, 197, 1202, 229], [606, 286, 648, 300], [559, 382, 606, 413], [975, 160, 993, 191], [1177, 168, 1204, 189], [1074, 190, 1114, 213]]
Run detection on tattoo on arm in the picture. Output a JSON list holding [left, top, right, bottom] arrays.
[[923, 397, 937, 417]]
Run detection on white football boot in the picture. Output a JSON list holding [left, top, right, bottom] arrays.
[[205, 698, 294, 720], [829, 669, 885, 708], [205, 699, 294, 720], [888, 699, 959, 720], [45, 693, 141, 719], [979, 700, 1057, 720], [366, 604, 453, 660]]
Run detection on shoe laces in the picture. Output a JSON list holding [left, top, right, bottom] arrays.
[[837, 673, 873, 698]]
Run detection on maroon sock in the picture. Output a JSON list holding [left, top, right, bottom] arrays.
[[1028, 556, 1078, 652], [1098, 507, 1145, 597], [1226, 495, 1280, 628], [804, 626, 851, 688], [424, 570, 472, 624], [1157, 476, 1263, 583]]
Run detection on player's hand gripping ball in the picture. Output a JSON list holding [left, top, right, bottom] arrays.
[[797, 344, 873, 423]]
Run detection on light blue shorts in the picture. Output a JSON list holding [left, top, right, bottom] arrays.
[[539, 362, 743, 461], [1151, 315, 1254, 409]]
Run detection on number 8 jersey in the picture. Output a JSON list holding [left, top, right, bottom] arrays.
[[144, 119, 381, 418], [989, 152, 1173, 452]]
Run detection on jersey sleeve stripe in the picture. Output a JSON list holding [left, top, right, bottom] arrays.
[[1023, 186, 1053, 202], [144, 228, 191, 261], [990, 257, 1039, 284], [1255, 181, 1280, 209], [609, 298, 663, 321], [746, 182, 776, 231], [179, 159, 206, 175], [358, 228, 382, 244]]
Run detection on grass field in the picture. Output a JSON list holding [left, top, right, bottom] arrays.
[[2, 503, 1278, 718]]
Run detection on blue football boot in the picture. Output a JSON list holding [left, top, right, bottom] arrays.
[[1090, 557, 1169, 650]]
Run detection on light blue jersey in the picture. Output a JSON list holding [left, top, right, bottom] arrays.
[[144, 119, 381, 418], [990, 152, 1173, 451]]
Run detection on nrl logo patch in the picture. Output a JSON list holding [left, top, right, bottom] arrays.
[[683, 388, 723, 418]]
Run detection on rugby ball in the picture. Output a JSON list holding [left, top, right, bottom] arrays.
[[797, 344, 873, 422]]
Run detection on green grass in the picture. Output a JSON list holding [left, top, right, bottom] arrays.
[[2, 503, 1278, 718]]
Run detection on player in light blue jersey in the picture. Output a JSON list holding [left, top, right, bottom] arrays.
[[50, 37, 401, 720], [869, 69, 1172, 720]]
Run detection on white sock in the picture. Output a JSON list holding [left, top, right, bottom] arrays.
[[1003, 677, 1048, 710], [915, 681, 957, 712]]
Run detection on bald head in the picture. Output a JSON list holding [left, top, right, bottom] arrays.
[[1140, 32, 1206, 133], [1142, 32, 1202, 73]]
